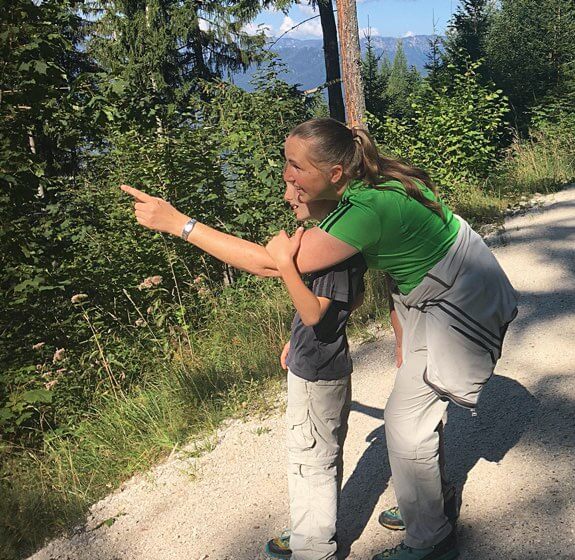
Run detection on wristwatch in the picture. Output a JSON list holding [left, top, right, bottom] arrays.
[[181, 218, 197, 241]]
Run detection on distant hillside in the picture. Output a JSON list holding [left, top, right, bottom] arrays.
[[231, 35, 437, 92]]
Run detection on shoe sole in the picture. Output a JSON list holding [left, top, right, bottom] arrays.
[[378, 521, 405, 531]]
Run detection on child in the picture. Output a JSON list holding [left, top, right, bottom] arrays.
[[263, 182, 367, 560]]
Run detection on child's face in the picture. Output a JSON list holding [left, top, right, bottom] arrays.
[[284, 181, 336, 222]]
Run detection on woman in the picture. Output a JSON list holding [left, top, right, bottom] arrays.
[[122, 117, 518, 560]]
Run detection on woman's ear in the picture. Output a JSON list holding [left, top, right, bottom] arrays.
[[329, 164, 344, 185]]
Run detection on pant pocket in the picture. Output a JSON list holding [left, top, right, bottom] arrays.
[[286, 405, 316, 453]]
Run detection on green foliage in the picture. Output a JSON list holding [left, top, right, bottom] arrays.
[[370, 60, 508, 193], [442, 0, 494, 78], [361, 39, 421, 121], [486, 0, 575, 127], [199, 64, 317, 241], [386, 41, 422, 119], [361, 34, 389, 118]]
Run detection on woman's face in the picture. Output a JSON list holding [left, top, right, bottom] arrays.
[[283, 135, 342, 203], [284, 181, 337, 222]]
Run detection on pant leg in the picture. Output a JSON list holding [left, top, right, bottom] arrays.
[[384, 305, 453, 549], [286, 371, 351, 560]]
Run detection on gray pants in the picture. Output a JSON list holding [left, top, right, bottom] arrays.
[[286, 370, 351, 560], [385, 297, 453, 549], [384, 217, 518, 549]]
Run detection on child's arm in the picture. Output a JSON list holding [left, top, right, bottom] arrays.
[[266, 230, 332, 327], [350, 291, 364, 312]]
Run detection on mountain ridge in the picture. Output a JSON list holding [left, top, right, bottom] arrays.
[[231, 34, 438, 91]]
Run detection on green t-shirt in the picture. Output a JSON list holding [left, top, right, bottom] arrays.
[[318, 179, 461, 294]]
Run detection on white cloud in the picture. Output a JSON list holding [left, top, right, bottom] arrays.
[[279, 15, 323, 38], [360, 26, 380, 38], [198, 18, 210, 32], [403, 30, 416, 38], [297, 1, 318, 16], [242, 22, 274, 36]]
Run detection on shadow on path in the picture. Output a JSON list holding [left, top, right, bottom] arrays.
[[335, 375, 537, 558]]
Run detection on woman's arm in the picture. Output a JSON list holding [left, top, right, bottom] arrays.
[[390, 309, 403, 368], [121, 185, 280, 277], [266, 231, 332, 326], [120, 185, 358, 275]]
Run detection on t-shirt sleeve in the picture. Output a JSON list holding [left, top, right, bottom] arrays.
[[312, 269, 351, 304], [319, 201, 381, 251]]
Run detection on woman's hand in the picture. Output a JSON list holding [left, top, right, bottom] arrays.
[[395, 340, 403, 368], [280, 340, 290, 370], [390, 309, 403, 368], [266, 227, 304, 269], [120, 185, 189, 237]]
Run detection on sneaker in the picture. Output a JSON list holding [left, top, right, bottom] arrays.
[[378, 487, 458, 531], [264, 530, 292, 559], [372, 529, 459, 560]]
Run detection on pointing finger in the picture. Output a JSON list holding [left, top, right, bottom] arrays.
[[120, 184, 153, 202]]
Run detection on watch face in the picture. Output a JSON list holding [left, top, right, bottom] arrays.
[[182, 219, 196, 239]]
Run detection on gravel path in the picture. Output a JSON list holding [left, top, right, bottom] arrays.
[[29, 186, 575, 560]]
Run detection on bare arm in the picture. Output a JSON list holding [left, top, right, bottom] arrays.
[[350, 291, 365, 312], [121, 185, 280, 277], [120, 185, 358, 276], [266, 231, 332, 326], [384, 274, 403, 368]]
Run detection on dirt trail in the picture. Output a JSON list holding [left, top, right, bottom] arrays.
[[29, 186, 575, 560]]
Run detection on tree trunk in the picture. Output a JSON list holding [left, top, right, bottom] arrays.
[[335, 0, 366, 127], [317, 0, 345, 122]]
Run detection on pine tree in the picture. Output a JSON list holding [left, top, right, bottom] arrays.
[[88, 0, 285, 125], [361, 33, 388, 118], [386, 40, 418, 118], [424, 33, 445, 89], [443, 0, 495, 75]]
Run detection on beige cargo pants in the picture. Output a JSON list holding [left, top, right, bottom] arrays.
[[286, 370, 351, 560]]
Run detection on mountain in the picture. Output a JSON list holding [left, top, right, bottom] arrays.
[[230, 35, 437, 92]]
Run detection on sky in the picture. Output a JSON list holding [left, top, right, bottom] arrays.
[[247, 0, 459, 40]]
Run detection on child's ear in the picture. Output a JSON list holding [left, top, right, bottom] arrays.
[[329, 164, 344, 185]]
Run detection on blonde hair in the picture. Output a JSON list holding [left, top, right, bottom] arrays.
[[289, 118, 445, 220]]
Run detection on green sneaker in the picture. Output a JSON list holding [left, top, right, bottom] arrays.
[[372, 530, 459, 560], [378, 488, 458, 531], [264, 529, 291, 559]]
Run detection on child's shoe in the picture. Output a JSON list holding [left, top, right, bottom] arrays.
[[378, 487, 459, 531], [264, 529, 292, 559]]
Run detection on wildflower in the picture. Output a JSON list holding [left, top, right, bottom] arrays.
[[193, 276, 203, 285], [44, 379, 58, 390], [71, 293, 88, 304], [52, 348, 65, 363], [135, 318, 147, 327], [146, 306, 154, 314], [32, 342, 46, 351], [138, 277, 153, 290], [138, 275, 163, 290]]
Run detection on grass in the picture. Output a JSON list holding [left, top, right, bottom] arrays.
[[1, 280, 291, 559], [494, 129, 575, 197], [2, 124, 574, 560]]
